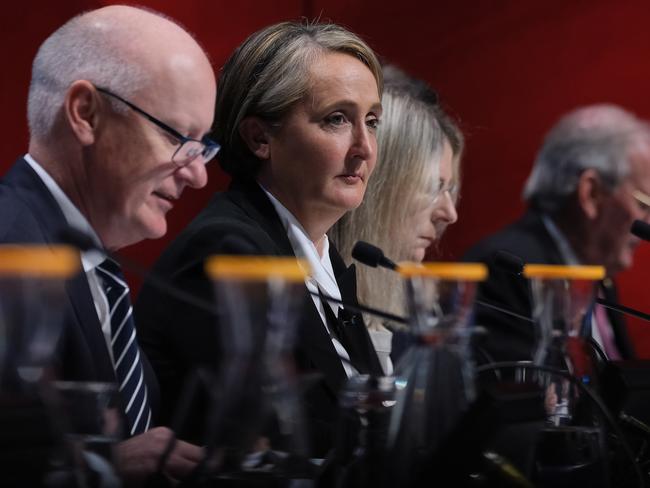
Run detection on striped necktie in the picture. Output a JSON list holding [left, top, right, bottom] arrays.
[[96, 258, 152, 436]]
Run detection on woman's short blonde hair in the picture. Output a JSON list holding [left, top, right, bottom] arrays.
[[214, 21, 383, 179]]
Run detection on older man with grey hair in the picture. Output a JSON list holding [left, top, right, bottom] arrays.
[[0, 5, 218, 484], [464, 104, 650, 363]]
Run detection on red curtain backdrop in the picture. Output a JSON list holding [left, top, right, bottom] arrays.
[[4, 0, 650, 355]]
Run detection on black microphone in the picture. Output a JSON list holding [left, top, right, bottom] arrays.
[[631, 219, 650, 242], [352, 241, 397, 270]]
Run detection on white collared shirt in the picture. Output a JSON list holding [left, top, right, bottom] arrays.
[[261, 185, 358, 378], [24, 154, 115, 363]]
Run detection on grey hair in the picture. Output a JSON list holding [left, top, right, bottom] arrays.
[[27, 11, 150, 140], [329, 85, 443, 325], [523, 104, 650, 213], [214, 20, 383, 179]]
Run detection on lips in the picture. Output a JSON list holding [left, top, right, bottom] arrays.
[[153, 191, 177, 208], [338, 172, 364, 184]]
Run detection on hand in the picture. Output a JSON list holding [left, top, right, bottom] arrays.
[[114, 426, 204, 486]]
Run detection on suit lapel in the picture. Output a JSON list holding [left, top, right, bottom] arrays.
[[4, 158, 116, 381], [228, 178, 348, 394], [297, 294, 348, 395], [66, 275, 116, 381], [227, 179, 295, 256], [331, 249, 383, 377]]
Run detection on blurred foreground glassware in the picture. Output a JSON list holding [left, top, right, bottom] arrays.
[[339, 374, 397, 487], [524, 264, 605, 424], [387, 262, 487, 484], [204, 256, 316, 483], [51, 381, 122, 488], [524, 264, 609, 488], [0, 245, 80, 486]]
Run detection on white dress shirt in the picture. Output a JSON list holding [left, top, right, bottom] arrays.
[[261, 185, 358, 378], [24, 154, 115, 363]]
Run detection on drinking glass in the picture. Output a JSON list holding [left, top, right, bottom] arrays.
[[0, 245, 79, 486], [525, 264, 604, 423], [387, 262, 487, 484], [204, 256, 315, 483]]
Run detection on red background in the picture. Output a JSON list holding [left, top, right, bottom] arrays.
[[4, 0, 650, 355]]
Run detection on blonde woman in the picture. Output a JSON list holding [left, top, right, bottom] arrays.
[[330, 66, 464, 373]]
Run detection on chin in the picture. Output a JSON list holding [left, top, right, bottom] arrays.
[[332, 187, 365, 209], [411, 249, 426, 262], [139, 216, 168, 242]]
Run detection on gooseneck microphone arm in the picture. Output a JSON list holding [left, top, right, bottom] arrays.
[[58, 227, 409, 326], [596, 299, 650, 322], [309, 290, 407, 325], [491, 239, 650, 325], [352, 240, 534, 323]]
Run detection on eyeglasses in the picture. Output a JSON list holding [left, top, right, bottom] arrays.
[[95, 86, 220, 167], [631, 188, 650, 214]]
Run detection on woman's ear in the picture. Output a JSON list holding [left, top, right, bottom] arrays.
[[64, 80, 100, 146], [239, 116, 272, 160], [577, 168, 603, 220]]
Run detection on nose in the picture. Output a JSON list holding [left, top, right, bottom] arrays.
[[350, 123, 374, 162], [176, 159, 208, 189], [432, 191, 458, 225]]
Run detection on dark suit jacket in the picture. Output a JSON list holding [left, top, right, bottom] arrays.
[[463, 210, 635, 362], [0, 157, 159, 420], [134, 177, 383, 457]]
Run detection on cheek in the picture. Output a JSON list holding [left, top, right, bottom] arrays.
[[413, 206, 433, 229], [367, 140, 378, 173]]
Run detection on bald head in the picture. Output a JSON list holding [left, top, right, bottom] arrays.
[[26, 6, 216, 250], [28, 5, 214, 142]]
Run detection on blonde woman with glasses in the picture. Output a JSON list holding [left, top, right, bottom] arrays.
[[330, 65, 464, 374]]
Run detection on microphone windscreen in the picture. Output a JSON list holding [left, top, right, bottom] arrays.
[[631, 220, 650, 242], [492, 250, 525, 275], [352, 241, 384, 268], [57, 226, 98, 252]]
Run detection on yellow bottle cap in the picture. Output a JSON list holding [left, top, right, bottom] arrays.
[[0, 245, 80, 277], [523, 264, 605, 280], [397, 262, 488, 281], [206, 255, 309, 282]]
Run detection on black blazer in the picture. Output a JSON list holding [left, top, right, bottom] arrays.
[[463, 210, 635, 362], [134, 177, 383, 457], [0, 157, 159, 419]]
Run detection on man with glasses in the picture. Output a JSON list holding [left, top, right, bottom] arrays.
[[464, 104, 650, 363], [0, 5, 216, 484]]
